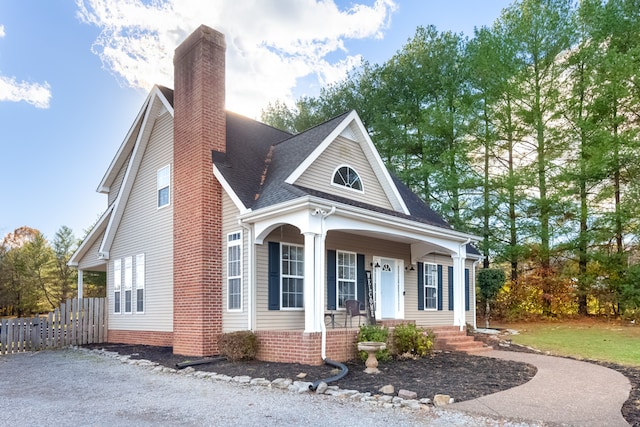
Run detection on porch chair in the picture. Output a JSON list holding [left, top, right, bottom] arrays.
[[344, 299, 367, 328]]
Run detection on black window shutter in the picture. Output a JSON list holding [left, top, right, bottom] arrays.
[[326, 250, 337, 310], [357, 254, 365, 303], [437, 264, 443, 311], [465, 268, 470, 311], [448, 266, 454, 311], [417, 262, 424, 310], [268, 242, 280, 310]]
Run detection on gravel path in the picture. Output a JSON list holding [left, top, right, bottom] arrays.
[[0, 349, 542, 427]]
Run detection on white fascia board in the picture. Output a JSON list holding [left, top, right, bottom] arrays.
[[284, 111, 359, 185], [351, 114, 410, 215], [96, 86, 171, 194], [213, 164, 250, 214], [239, 194, 479, 245], [68, 204, 114, 266], [99, 94, 163, 257]]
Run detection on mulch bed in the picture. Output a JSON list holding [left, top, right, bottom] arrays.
[[84, 339, 640, 426], [85, 343, 535, 403]]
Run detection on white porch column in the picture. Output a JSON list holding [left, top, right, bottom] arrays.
[[303, 232, 317, 332], [452, 255, 466, 329], [77, 269, 83, 299]]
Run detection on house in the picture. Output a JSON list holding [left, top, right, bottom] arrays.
[[69, 25, 482, 365]]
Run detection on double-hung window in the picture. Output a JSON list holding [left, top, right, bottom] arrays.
[[157, 165, 170, 208], [227, 232, 242, 310], [113, 259, 121, 314], [281, 244, 304, 309], [337, 251, 356, 308], [424, 263, 438, 309], [135, 254, 145, 313], [124, 256, 133, 313]]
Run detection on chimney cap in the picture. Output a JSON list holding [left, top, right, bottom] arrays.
[[174, 25, 226, 64]]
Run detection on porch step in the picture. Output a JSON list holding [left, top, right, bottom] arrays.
[[432, 327, 492, 355]]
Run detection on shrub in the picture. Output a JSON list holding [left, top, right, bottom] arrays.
[[218, 331, 258, 362], [356, 324, 391, 362], [391, 323, 434, 358]]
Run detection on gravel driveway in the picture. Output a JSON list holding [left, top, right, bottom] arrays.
[[0, 349, 541, 427]]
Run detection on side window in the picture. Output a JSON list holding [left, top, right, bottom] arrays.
[[227, 232, 242, 310], [424, 263, 438, 309], [281, 244, 304, 309], [157, 165, 170, 208], [124, 256, 132, 313], [332, 165, 362, 191], [337, 250, 356, 308], [136, 254, 145, 313], [113, 259, 121, 314]]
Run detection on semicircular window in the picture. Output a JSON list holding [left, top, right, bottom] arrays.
[[333, 166, 362, 191]]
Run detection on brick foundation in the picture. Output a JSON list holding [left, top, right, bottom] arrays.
[[255, 329, 359, 365], [107, 330, 173, 347]]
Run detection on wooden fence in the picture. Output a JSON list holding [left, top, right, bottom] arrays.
[[0, 298, 107, 355]]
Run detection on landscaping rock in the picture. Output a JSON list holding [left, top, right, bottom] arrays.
[[379, 384, 394, 394], [314, 382, 328, 394], [398, 389, 418, 400], [270, 378, 292, 389], [433, 394, 451, 407]]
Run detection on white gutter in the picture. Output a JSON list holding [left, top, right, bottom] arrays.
[[319, 206, 336, 360]]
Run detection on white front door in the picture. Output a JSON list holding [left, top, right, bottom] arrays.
[[375, 257, 404, 319]]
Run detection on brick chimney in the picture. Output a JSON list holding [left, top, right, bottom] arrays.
[[172, 25, 226, 356]]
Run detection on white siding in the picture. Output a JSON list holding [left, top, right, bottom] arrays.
[[295, 136, 394, 210], [108, 111, 173, 332], [221, 192, 249, 332]]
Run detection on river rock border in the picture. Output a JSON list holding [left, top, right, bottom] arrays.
[[77, 347, 447, 412]]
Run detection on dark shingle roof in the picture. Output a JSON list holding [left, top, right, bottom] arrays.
[[155, 87, 468, 244], [251, 112, 351, 210]]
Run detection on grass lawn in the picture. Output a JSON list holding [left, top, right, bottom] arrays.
[[493, 319, 640, 367]]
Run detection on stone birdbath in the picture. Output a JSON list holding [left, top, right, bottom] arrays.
[[357, 341, 386, 374]]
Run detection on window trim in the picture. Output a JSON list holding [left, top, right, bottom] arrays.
[[113, 259, 121, 314], [157, 164, 171, 209], [331, 165, 364, 193], [424, 262, 438, 310], [280, 243, 304, 310], [135, 253, 145, 314], [336, 250, 357, 309], [227, 231, 242, 311]]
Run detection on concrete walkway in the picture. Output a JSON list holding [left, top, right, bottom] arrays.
[[451, 350, 631, 426]]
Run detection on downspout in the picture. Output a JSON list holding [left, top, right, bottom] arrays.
[[239, 220, 254, 331], [319, 206, 336, 360]]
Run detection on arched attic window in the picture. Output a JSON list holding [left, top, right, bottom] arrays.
[[332, 165, 363, 192]]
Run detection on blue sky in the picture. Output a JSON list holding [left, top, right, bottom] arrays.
[[0, 0, 512, 243]]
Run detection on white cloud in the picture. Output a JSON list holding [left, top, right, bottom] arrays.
[[0, 76, 51, 108], [0, 25, 52, 108], [75, 0, 397, 117]]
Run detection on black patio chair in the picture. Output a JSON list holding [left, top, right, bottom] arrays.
[[344, 299, 367, 328]]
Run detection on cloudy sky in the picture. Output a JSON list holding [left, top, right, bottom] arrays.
[[0, 0, 511, 242]]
